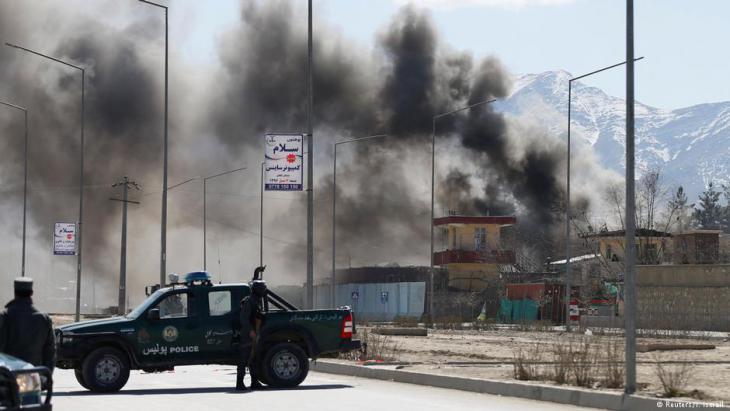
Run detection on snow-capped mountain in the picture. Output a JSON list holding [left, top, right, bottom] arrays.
[[499, 70, 730, 200]]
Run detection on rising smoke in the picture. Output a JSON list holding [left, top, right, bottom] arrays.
[[0, 0, 606, 310]]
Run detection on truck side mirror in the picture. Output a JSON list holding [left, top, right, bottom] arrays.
[[147, 308, 160, 321]]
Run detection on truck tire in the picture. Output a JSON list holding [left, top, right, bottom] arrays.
[[81, 347, 130, 392], [262, 342, 308, 388], [74, 368, 90, 390]]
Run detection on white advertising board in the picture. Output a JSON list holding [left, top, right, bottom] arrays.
[[53, 222, 76, 256], [265, 134, 303, 191]]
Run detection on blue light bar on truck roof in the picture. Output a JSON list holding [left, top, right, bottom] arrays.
[[184, 271, 211, 284]]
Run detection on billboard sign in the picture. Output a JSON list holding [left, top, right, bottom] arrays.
[[53, 222, 76, 256], [265, 134, 303, 191]]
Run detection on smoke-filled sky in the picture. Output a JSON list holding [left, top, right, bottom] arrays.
[[1, 0, 623, 312]]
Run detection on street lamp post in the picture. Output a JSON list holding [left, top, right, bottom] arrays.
[[260, 162, 265, 268], [0, 100, 28, 277], [332, 134, 388, 307], [138, 0, 169, 288], [564, 56, 644, 331], [430, 99, 496, 320], [6, 42, 86, 322], [203, 167, 247, 270], [625, 0, 638, 394]]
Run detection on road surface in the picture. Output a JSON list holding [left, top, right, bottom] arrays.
[[51, 365, 598, 410]]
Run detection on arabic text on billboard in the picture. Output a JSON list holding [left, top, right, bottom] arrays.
[[54, 222, 76, 256], [265, 134, 303, 191]]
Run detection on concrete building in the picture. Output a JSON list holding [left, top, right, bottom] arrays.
[[433, 215, 516, 291], [672, 230, 721, 264], [582, 229, 672, 265]]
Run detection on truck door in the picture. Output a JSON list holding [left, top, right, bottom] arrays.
[[140, 290, 202, 364], [201, 288, 237, 361]]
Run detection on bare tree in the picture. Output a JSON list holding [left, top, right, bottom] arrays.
[[604, 182, 625, 230], [637, 168, 667, 230]]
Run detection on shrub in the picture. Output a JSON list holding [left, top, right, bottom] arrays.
[[654, 353, 695, 397]]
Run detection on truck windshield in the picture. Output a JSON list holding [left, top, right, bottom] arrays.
[[126, 289, 166, 319]]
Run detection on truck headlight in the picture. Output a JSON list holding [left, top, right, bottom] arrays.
[[16, 372, 41, 393]]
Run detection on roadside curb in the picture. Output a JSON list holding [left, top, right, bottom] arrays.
[[310, 360, 729, 410]]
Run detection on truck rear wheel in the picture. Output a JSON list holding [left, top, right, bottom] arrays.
[[262, 343, 308, 388], [74, 368, 90, 389], [81, 347, 130, 392]]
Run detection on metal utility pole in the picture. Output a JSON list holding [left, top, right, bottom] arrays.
[[111, 177, 140, 314], [306, 0, 314, 309], [332, 135, 387, 307], [0, 100, 28, 277], [564, 56, 644, 331], [260, 162, 265, 267], [6, 42, 86, 322], [625, 0, 637, 394], [430, 98, 496, 319], [203, 167, 247, 270], [138, 0, 169, 288]]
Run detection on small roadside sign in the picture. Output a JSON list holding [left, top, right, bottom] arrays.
[[351, 291, 359, 300], [380, 291, 388, 304], [53, 222, 76, 256]]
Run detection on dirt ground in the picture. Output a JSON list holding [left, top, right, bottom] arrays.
[[51, 315, 730, 401], [352, 327, 730, 402]]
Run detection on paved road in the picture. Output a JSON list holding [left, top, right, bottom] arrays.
[[51, 365, 598, 411]]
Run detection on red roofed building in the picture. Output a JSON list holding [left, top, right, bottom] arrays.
[[433, 215, 516, 291]]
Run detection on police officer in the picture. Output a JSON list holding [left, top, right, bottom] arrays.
[[0, 278, 55, 372], [236, 280, 266, 391]]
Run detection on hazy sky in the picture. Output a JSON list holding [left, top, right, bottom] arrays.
[[172, 0, 729, 110]]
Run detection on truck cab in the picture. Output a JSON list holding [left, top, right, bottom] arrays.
[[56, 270, 359, 392]]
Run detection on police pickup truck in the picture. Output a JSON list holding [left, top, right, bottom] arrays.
[[0, 353, 52, 411], [55, 269, 359, 392]]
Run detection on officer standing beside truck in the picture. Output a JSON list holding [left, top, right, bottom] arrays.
[[0, 278, 55, 372], [236, 280, 267, 391]]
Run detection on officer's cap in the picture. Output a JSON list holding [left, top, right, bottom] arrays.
[[14, 277, 33, 292]]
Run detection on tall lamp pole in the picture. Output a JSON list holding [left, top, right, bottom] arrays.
[[260, 162, 265, 268], [6, 42, 86, 322], [0, 100, 28, 277], [332, 134, 388, 307], [203, 167, 247, 270], [625, 0, 637, 394], [138, 0, 169, 288], [306, 0, 315, 309], [564, 56, 643, 331], [430, 98, 496, 319]]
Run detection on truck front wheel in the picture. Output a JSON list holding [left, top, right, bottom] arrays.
[[74, 368, 90, 389], [262, 343, 308, 388], [81, 347, 131, 392]]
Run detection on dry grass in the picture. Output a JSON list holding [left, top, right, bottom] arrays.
[[550, 340, 570, 384], [569, 337, 597, 387], [602, 338, 624, 388], [515, 336, 625, 389], [513, 343, 546, 381], [653, 353, 696, 397], [342, 329, 402, 362]]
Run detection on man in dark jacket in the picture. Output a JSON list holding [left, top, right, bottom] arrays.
[[236, 280, 266, 391], [0, 278, 55, 372]]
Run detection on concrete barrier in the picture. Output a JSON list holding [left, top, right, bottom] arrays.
[[310, 360, 729, 410]]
